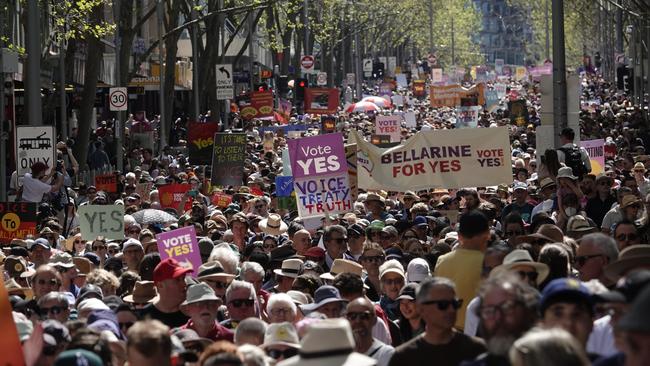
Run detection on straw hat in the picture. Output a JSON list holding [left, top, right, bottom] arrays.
[[556, 166, 577, 180], [604, 245, 650, 281], [259, 213, 288, 236], [274, 258, 304, 278], [123, 281, 158, 304], [491, 249, 550, 285], [196, 261, 236, 280], [620, 195, 641, 209], [364, 193, 385, 206], [320, 259, 363, 281]]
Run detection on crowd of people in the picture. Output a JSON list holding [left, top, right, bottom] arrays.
[[5, 72, 650, 366]]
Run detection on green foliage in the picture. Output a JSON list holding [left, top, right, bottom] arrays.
[[51, 0, 115, 41]]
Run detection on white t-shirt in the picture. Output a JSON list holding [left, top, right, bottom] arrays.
[[21, 173, 52, 202], [365, 339, 395, 366], [587, 314, 618, 357]]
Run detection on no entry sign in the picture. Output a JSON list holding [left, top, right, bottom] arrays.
[[301, 55, 315, 74]]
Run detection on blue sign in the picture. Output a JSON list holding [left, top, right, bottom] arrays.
[[275, 176, 294, 197]]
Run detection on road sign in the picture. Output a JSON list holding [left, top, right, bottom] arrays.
[[346, 73, 356, 85], [109, 87, 128, 111], [363, 58, 372, 77], [300, 55, 315, 74], [216, 64, 234, 100], [15, 126, 56, 176], [317, 72, 327, 86]]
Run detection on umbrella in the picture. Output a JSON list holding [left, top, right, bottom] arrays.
[[132, 209, 177, 225], [345, 101, 381, 114], [361, 96, 392, 108]]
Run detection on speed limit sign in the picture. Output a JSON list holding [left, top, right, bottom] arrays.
[[109, 87, 128, 111]]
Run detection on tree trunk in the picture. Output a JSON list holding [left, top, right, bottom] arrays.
[[162, 0, 182, 146], [73, 5, 105, 171]]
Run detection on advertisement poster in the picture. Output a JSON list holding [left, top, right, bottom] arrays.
[[287, 133, 351, 218], [78, 205, 125, 241], [0, 202, 37, 244], [238, 91, 274, 120], [156, 226, 202, 276], [211, 133, 246, 187], [581, 139, 605, 175], [375, 115, 402, 142], [304, 88, 340, 114], [188, 121, 221, 165], [351, 127, 512, 191]]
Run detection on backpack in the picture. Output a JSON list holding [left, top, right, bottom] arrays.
[[560, 146, 588, 178]]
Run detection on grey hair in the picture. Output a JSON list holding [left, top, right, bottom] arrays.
[[580, 233, 619, 263], [208, 245, 240, 274], [416, 276, 456, 303], [238, 344, 270, 366], [477, 272, 540, 314], [241, 261, 265, 279], [509, 328, 590, 366], [225, 280, 256, 303], [234, 318, 268, 346], [267, 293, 297, 316], [37, 291, 69, 308]]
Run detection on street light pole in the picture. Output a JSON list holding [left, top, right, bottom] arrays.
[[552, 0, 567, 148], [191, 1, 200, 120], [26, 0, 42, 126], [353, 1, 362, 99], [157, 0, 167, 151], [545, 0, 550, 60]]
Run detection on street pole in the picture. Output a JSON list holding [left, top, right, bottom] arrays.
[[354, 2, 362, 99], [545, 0, 550, 60], [26, 0, 42, 126], [304, 0, 310, 55], [59, 43, 67, 141], [0, 49, 6, 200], [219, 0, 229, 129], [248, 11, 255, 91], [191, 2, 200, 120], [552, 0, 567, 148], [428, 0, 433, 53], [114, 0, 123, 174], [157, 0, 167, 151]]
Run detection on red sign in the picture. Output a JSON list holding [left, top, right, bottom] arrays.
[[304, 88, 340, 115], [301, 55, 315, 69], [238, 91, 274, 120], [211, 193, 233, 208], [412, 80, 426, 97], [95, 173, 117, 193], [158, 184, 192, 211], [0, 202, 37, 244]]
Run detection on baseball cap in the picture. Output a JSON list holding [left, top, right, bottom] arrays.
[[513, 182, 528, 191], [539, 278, 593, 315], [413, 216, 428, 227], [30, 238, 51, 251], [122, 238, 143, 251], [153, 258, 193, 282]]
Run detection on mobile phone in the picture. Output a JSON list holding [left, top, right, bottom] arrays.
[[188, 190, 198, 198]]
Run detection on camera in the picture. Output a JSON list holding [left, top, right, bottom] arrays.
[[56, 160, 64, 172]]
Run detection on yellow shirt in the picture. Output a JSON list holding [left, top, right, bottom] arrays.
[[434, 248, 485, 331]]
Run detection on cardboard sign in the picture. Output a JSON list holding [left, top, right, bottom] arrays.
[[0, 202, 37, 244], [188, 121, 221, 165], [136, 182, 153, 200], [288, 133, 351, 218], [508, 99, 529, 126], [95, 173, 117, 193], [78, 205, 125, 241], [431, 68, 443, 83], [351, 127, 513, 191], [412, 80, 427, 97], [15, 126, 56, 176], [211, 133, 246, 187], [484, 90, 500, 111], [158, 184, 193, 211], [515, 66, 527, 80], [581, 139, 605, 175], [456, 106, 480, 129], [238, 91, 274, 120], [494, 83, 507, 98], [404, 111, 417, 128], [275, 176, 295, 197], [375, 115, 401, 142], [321, 115, 337, 133], [430, 84, 485, 107], [304, 88, 340, 115], [211, 193, 233, 208], [156, 226, 202, 276]]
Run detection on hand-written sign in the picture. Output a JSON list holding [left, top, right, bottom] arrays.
[[78, 205, 125, 241], [211, 133, 246, 187], [0, 202, 37, 244], [94, 173, 117, 193], [275, 176, 294, 197], [156, 226, 201, 276], [188, 121, 221, 165]]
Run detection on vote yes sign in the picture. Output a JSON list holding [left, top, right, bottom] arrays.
[[156, 226, 201, 276], [78, 205, 125, 241], [375, 115, 401, 142]]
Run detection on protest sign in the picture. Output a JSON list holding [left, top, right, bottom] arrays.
[[158, 183, 192, 211], [259, 125, 309, 135], [0, 202, 37, 244], [156, 226, 202, 276], [581, 139, 605, 175], [276, 99, 293, 124], [485, 90, 500, 111], [238, 91, 274, 120], [515, 66, 527, 80], [211, 192, 233, 208], [345, 144, 358, 202], [277, 196, 297, 211], [287, 133, 351, 218], [371, 134, 397, 147], [78, 205, 125, 241], [351, 127, 512, 191], [495, 59, 504, 75], [375, 115, 402, 142], [412, 80, 427, 97], [508, 99, 530, 126], [403, 111, 417, 128], [276, 176, 295, 197], [321, 115, 337, 133], [211, 133, 246, 187], [135, 182, 153, 199], [430, 84, 485, 107], [15, 126, 56, 176], [392, 95, 404, 107], [456, 106, 480, 128], [431, 68, 443, 83], [494, 83, 507, 99], [304, 88, 340, 114], [379, 83, 393, 96], [95, 173, 117, 193], [188, 121, 221, 165], [396, 74, 408, 88]]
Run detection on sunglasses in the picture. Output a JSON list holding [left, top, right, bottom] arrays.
[[361, 255, 385, 264], [346, 311, 372, 321], [517, 271, 539, 282], [255, 205, 265, 209], [267, 348, 298, 360], [263, 243, 277, 249], [39, 305, 66, 316], [229, 299, 255, 308], [420, 298, 463, 311], [616, 233, 638, 241], [574, 254, 604, 267], [37, 279, 60, 286], [74, 240, 82, 244]]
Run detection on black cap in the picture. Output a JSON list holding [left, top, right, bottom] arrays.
[[560, 128, 575, 140], [396, 282, 420, 301], [75, 284, 104, 307], [618, 283, 650, 333]]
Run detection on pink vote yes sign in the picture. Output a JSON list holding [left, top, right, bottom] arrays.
[[156, 226, 202, 277]]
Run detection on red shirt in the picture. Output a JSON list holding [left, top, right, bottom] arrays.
[[180, 319, 234, 342]]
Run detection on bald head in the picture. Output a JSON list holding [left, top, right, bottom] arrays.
[[346, 297, 377, 341], [292, 229, 312, 255]]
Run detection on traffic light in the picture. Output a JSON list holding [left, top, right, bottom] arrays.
[[277, 76, 289, 95], [295, 78, 308, 101]]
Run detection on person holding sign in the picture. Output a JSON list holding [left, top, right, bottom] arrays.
[[21, 162, 64, 203], [140, 258, 193, 328]]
